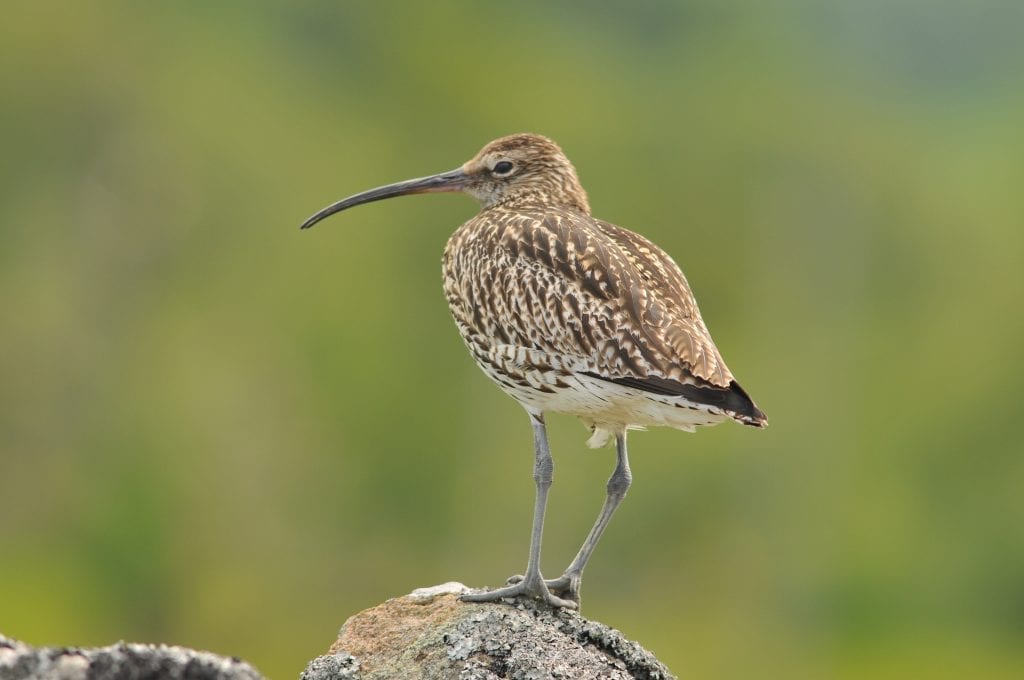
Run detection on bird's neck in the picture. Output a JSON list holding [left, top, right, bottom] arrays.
[[490, 188, 591, 216]]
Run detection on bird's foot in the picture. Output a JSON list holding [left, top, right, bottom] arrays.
[[504, 570, 581, 606], [460, 573, 578, 609]]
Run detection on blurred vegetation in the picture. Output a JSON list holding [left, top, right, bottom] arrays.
[[2, 1, 1023, 678]]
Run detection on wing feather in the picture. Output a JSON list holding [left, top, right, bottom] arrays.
[[443, 207, 765, 424]]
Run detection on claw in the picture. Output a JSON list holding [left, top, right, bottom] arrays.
[[460, 575, 579, 609], [480, 572, 582, 606]]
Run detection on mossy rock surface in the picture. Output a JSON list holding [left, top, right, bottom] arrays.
[[302, 582, 676, 680]]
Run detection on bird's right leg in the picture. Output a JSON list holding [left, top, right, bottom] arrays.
[[461, 410, 577, 609], [507, 430, 632, 606]]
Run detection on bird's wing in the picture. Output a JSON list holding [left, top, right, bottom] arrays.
[[496, 208, 734, 386], [445, 207, 765, 424]]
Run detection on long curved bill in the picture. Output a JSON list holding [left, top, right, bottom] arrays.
[[300, 168, 468, 230]]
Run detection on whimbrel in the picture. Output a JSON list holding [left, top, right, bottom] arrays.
[[301, 133, 766, 609]]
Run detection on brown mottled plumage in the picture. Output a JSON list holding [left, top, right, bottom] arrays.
[[443, 134, 765, 445], [301, 133, 765, 609]]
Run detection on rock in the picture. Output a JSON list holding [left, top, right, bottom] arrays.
[[0, 635, 264, 680], [2, 584, 674, 679], [302, 583, 676, 680]]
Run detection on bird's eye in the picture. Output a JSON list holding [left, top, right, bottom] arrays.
[[492, 161, 515, 176]]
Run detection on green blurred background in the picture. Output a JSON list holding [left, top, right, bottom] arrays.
[[2, 2, 1022, 678]]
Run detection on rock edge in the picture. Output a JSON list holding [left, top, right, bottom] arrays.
[[302, 582, 676, 680], [0, 635, 263, 680]]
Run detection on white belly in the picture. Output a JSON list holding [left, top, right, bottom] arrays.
[[471, 344, 728, 447]]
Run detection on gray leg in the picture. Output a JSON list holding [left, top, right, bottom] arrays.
[[461, 410, 577, 609], [544, 431, 632, 604]]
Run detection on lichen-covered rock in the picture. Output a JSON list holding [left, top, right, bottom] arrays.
[[300, 651, 360, 680], [3, 583, 674, 679], [302, 583, 675, 680], [0, 635, 263, 680]]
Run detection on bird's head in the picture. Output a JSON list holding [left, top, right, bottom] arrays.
[[460, 134, 590, 214], [301, 133, 590, 230]]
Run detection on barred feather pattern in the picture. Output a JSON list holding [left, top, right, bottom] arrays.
[[442, 205, 762, 445]]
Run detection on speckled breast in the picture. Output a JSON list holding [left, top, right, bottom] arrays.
[[441, 210, 587, 409]]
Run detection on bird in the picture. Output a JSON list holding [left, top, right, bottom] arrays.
[[300, 133, 766, 609]]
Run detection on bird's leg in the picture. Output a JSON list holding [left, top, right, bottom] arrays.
[[524, 431, 632, 605], [461, 411, 577, 609]]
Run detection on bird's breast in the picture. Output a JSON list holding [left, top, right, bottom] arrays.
[[442, 213, 629, 397]]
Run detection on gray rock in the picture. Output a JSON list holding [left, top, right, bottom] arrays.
[[301, 583, 675, 680], [0, 635, 263, 680], [3, 583, 674, 679], [300, 652, 360, 680]]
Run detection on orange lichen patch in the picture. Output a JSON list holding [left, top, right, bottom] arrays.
[[328, 593, 463, 672]]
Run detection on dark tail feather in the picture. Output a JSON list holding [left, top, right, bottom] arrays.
[[723, 380, 767, 427], [582, 372, 768, 427]]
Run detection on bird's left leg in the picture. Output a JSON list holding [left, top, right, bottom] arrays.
[[461, 410, 577, 609], [517, 430, 632, 606]]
